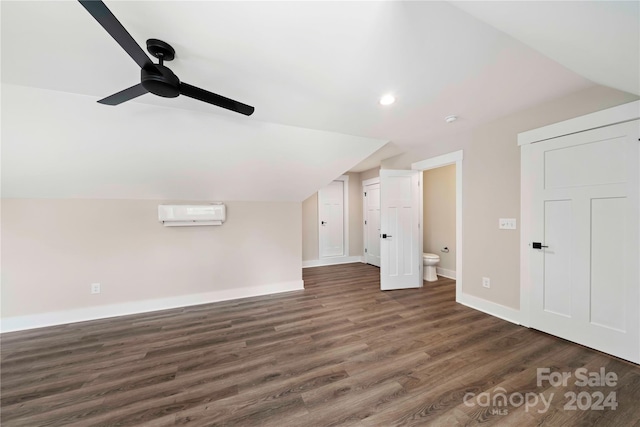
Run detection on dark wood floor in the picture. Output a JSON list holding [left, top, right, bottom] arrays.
[[1, 263, 639, 426]]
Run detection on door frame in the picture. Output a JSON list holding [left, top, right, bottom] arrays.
[[518, 100, 640, 328], [411, 150, 463, 303], [318, 174, 349, 260], [362, 177, 380, 266]]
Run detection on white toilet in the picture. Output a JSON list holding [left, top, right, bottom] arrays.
[[423, 253, 440, 282]]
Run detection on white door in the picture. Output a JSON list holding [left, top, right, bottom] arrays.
[[380, 170, 422, 290], [318, 180, 345, 258], [364, 183, 381, 267], [528, 120, 639, 363]]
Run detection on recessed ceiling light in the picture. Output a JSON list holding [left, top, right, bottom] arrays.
[[445, 115, 458, 123], [379, 94, 395, 106]]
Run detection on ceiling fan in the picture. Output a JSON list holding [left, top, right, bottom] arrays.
[[78, 0, 254, 116]]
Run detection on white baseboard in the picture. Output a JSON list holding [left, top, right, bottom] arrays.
[[302, 256, 364, 268], [0, 280, 304, 333], [456, 292, 521, 325], [436, 267, 456, 279]]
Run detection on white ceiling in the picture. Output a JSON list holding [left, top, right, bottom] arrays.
[[452, 1, 640, 96], [2, 1, 634, 200], [2, 83, 385, 201]]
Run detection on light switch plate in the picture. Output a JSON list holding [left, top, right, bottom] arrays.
[[499, 218, 517, 230]]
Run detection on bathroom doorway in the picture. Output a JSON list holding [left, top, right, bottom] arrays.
[[422, 164, 456, 281], [412, 150, 463, 301]]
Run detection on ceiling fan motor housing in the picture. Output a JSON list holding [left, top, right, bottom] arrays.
[[141, 65, 180, 98]]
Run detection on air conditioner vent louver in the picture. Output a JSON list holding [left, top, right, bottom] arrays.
[[158, 204, 226, 227]]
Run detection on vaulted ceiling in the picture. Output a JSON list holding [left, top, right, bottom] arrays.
[[2, 1, 637, 201], [452, 1, 639, 96]]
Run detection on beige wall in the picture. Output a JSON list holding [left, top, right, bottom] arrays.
[[423, 165, 456, 272], [360, 167, 380, 182], [302, 193, 319, 261], [348, 173, 364, 257], [302, 172, 363, 261], [2, 199, 301, 318], [382, 85, 638, 309]]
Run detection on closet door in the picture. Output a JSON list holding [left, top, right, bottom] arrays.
[[318, 180, 345, 258], [527, 120, 639, 363]]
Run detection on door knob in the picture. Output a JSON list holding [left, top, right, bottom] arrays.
[[532, 242, 548, 249], [382, 233, 392, 239], [321, 221, 327, 225]]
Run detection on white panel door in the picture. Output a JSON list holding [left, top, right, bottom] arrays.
[[364, 183, 381, 267], [529, 120, 639, 363], [380, 170, 422, 290], [319, 180, 345, 258]]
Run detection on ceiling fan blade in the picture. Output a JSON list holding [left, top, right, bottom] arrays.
[[98, 83, 148, 105], [179, 83, 255, 116], [79, 0, 156, 71]]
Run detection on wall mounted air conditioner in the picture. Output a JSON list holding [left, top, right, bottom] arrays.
[[158, 203, 226, 227]]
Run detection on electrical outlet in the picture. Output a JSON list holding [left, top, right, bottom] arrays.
[[91, 283, 101, 294], [482, 277, 490, 288]]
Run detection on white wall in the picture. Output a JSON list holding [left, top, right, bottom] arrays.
[[423, 165, 456, 273], [383, 85, 638, 310], [1, 199, 302, 330]]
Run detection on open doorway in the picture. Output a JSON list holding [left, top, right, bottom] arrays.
[[421, 164, 456, 282], [412, 150, 463, 301]]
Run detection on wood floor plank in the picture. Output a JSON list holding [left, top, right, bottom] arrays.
[[2, 263, 638, 426]]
